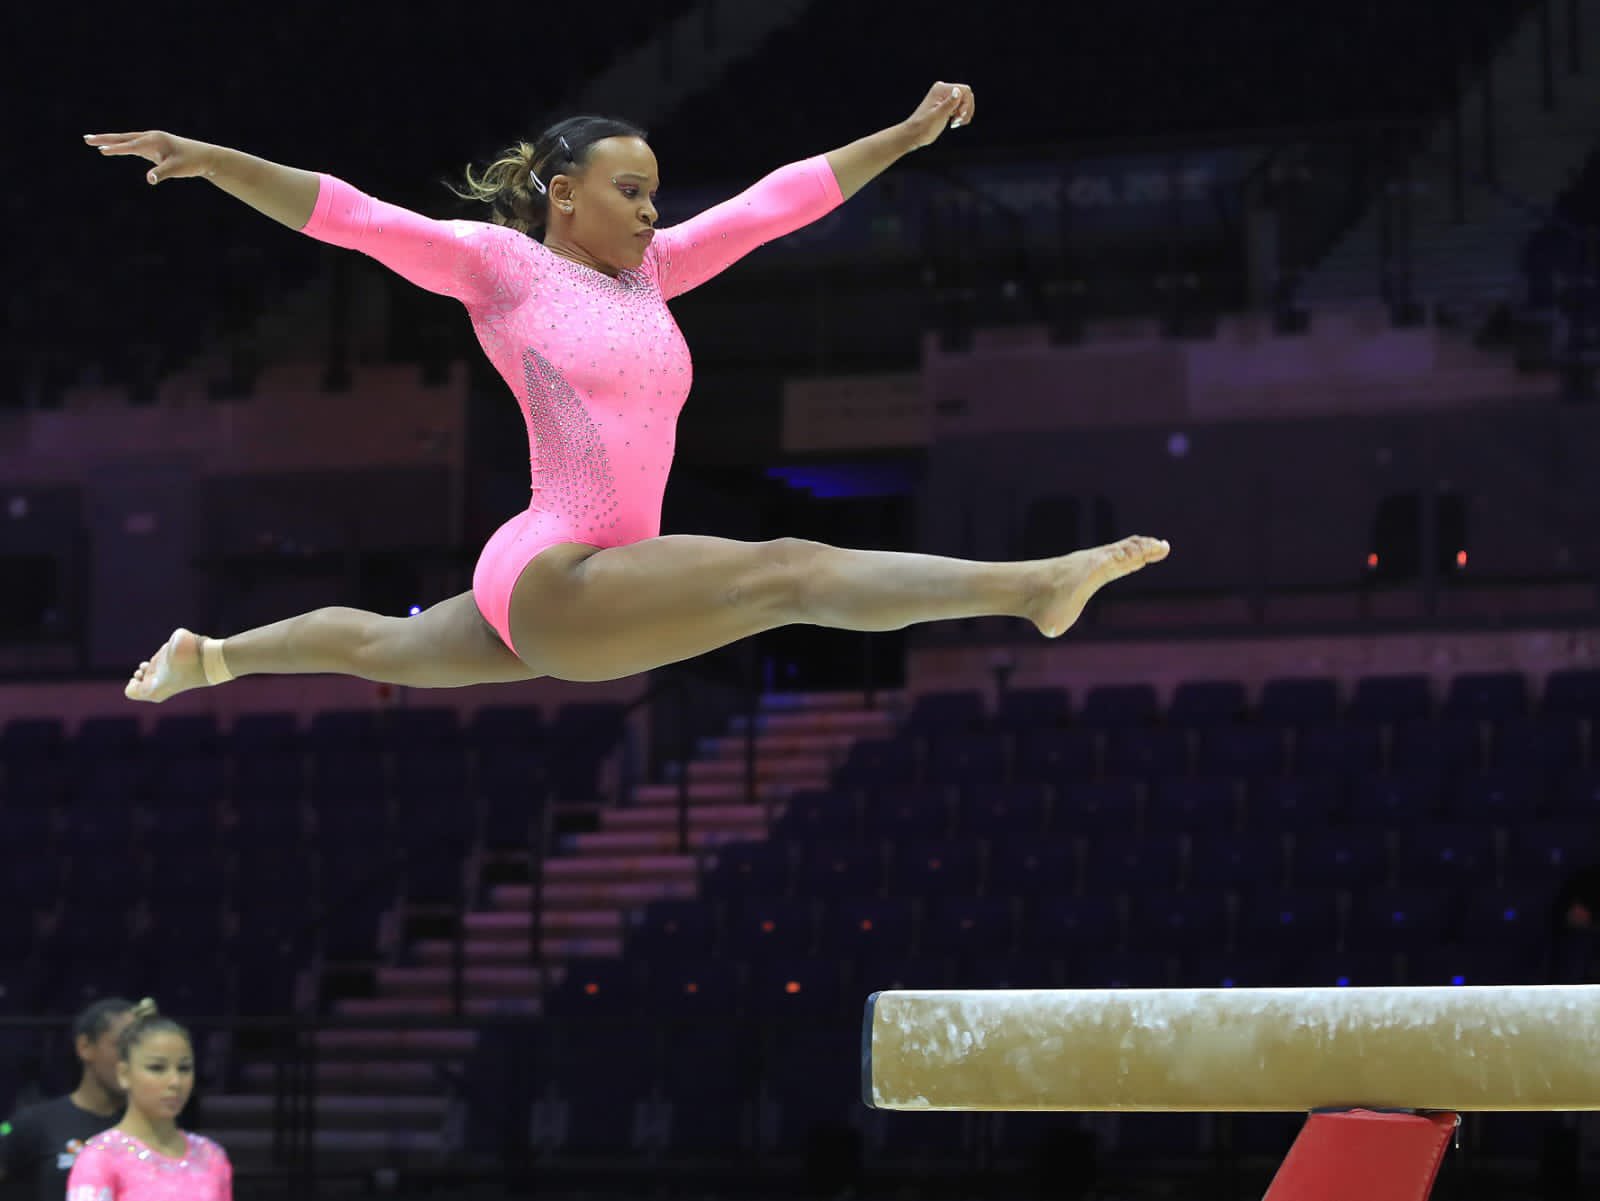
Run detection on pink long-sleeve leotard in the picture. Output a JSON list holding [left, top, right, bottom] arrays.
[[66, 1130, 232, 1201], [300, 156, 845, 654]]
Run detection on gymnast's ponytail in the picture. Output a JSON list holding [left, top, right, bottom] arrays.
[[451, 115, 649, 241], [116, 998, 191, 1061]]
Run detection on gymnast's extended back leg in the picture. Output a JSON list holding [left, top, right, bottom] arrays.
[[508, 533, 1170, 683], [125, 591, 537, 702]]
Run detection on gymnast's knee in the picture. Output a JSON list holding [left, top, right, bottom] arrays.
[[739, 537, 826, 622]]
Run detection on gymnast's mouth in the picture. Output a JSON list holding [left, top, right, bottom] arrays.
[[635, 229, 655, 243]]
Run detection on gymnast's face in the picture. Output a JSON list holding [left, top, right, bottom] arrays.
[[551, 136, 660, 274]]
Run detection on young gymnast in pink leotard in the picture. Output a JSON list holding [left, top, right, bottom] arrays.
[[93, 82, 1170, 699], [65, 1000, 232, 1201]]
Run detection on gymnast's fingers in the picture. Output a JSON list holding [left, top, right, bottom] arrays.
[[84, 132, 146, 149]]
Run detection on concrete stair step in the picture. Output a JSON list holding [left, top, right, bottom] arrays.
[[730, 709, 896, 735], [537, 878, 697, 908], [542, 853, 696, 881], [335, 996, 540, 1019], [633, 781, 797, 805], [312, 1029, 477, 1058], [699, 731, 862, 756], [685, 756, 831, 782], [375, 965, 549, 996], [204, 1094, 448, 1132], [758, 690, 901, 712], [241, 1060, 450, 1092], [602, 804, 770, 832], [560, 828, 750, 855]]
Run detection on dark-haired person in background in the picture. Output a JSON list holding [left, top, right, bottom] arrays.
[[66, 998, 232, 1201], [0, 999, 133, 1200], [90, 81, 1168, 705]]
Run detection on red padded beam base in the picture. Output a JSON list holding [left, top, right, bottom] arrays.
[[1263, 1110, 1458, 1201]]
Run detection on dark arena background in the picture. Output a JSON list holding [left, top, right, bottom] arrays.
[[5, 1, 1600, 1198]]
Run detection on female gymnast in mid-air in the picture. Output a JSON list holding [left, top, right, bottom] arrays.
[[89, 82, 1169, 701]]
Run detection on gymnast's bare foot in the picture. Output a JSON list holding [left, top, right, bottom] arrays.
[[125, 628, 210, 703], [1028, 536, 1171, 639]]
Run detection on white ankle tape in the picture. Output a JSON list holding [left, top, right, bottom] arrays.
[[201, 638, 234, 686]]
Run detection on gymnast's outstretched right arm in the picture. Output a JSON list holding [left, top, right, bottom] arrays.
[[84, 130, 523, 306]]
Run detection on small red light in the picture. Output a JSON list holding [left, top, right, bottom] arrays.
[[583, 982, 599, 995], [684, 982, 699, 995], [859, 919, 874, 931], [1455, 550, 1467, 568], [785, 981, 802, 994], [760, 919, 776, 933], [1366, 552, 1379, 569]]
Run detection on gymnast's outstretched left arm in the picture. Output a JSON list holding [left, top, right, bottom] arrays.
[[650, 80, 976, 299], [83, 130, 521, 307]]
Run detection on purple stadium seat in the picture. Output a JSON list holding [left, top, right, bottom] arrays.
[[625, 899, 719, 956], [954, 954, 1059, 988], [1186, 831, 1287, 891], [1146, 776, 1240, 833], [887, 841, 982, 897], [1294, 950, 1401, 987], [1444, 672, 1530, 722], [725, 896, 817, 957], [986, 837, 1078, 896], [905, 689, 988, 734], [954, 779, 1050, 837], [857, 956, 951, 991], [860, 792, 954, 841], [227, 712, 299, 753], [746, 957, 846, 1016], [1058, 777, 1141, 836], [1168, 680, 1248, 728], [1406, 945, 1544, 987], [1064, 950, 1170, 988], [1295, 723, 1381, 778], [1198, 725, 1287, 778], [918, 896, 1020, 957], [1504, 821, 1599, 881], [700, 839, 792, 898], [1020, 894, 1121, 953], [1126, 891, 1231, 952], [994, 686, 1072, 731], [1489, 716, 1582, 774], [791, 840, 886, 896], [1448, 766, 1550, 825], [1388, 719, 1483, 776], [1174, 952, 1295, 989], [772, 789, 859, 841], [1455, 885, 1557, 948], [1395, 824, 1499, 887], [1549, 768, 1600, 819], [1344, 771, 1444, 826], [1013, 728, 1098, 781], [1104, 727, 1191, 779], [816, 896, 917, 957], [1543, 668, 1600, 718], [1348, 674, 1433, 724], [1235, 889, 1341, 953], [465, 704, 543, 747], [1258, 677, 1338, 728], [1348, 887, 1457, 949], [1248, 776, 1339, 830], [1288, 829, 1390, 889], [1077, 832, 1184, 893], [645, 956, 741, 1015], [1079, 684, 1160, 729]]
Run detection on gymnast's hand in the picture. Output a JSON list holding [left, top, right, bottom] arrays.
[[84, 130, 215, 186], [902, 81, 977, 150]]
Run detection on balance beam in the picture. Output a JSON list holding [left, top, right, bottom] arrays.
[[863, 986, 1600, 1112]]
